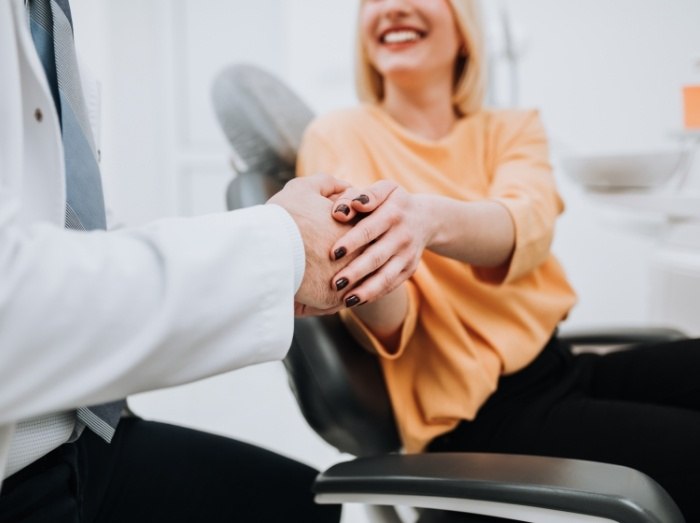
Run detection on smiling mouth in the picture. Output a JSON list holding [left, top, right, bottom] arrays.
[[380, 29, 425, 45]]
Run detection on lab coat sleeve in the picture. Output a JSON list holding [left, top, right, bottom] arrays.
[[0, 204, 302, 425]]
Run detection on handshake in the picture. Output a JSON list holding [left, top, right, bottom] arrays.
[[267, 173, 425, 317]]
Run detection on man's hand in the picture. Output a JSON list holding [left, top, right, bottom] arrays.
[[267, 174, 355, 316]]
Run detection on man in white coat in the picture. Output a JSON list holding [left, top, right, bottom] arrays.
[[0, 0, 362, 521]]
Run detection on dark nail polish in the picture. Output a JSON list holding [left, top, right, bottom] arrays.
[[334, 204, 350, 216], [334, 247, 347, 260], [335, 277, 349, 291], [353, 194, 370, 204], [345, 295, 361, 308]]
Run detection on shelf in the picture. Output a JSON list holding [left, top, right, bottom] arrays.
[[669, 129, 700, 141], [587, 191, 700, 221]]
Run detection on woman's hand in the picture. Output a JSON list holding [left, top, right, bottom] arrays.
[[329, 181, 434, 307]]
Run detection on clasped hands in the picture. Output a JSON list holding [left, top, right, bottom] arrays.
[[268, 173, 432, 317]]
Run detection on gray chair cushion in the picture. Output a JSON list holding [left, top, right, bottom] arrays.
[[211, 63, 314, 182]]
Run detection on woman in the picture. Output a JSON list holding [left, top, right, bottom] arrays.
[[297, 0, 700, 520]]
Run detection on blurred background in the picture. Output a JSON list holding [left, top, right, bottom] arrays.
[[70, 1, 700, 521]]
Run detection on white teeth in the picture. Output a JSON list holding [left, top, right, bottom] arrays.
[[383, 30, 421, 44]]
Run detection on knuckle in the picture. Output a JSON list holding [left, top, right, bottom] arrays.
[[385, 209, 402, 227], [398, 193, 411, 209], [396, 231, 412, 248], [388, 261, 403, 279], [360, 226, 374, 246], [379, 271, 393, 292]]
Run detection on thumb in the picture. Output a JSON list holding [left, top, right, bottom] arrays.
[[306, 173, 351, 198]]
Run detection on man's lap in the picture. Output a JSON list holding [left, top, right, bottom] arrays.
[[1, 417, 340, 523]]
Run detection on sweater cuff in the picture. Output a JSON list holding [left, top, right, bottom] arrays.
[[341, 281, 419, 360]]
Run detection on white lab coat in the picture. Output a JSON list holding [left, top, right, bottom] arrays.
[[0, 0, 301, 481]]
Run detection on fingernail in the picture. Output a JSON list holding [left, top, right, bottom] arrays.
[[334, 204, 350, 216], [353, 194, 370, 204], [334, 247, 347, 260], [345, 295, 361, 308], [335, 277, 349, 291]]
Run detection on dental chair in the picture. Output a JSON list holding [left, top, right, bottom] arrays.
[[211, 63, 687, 523]]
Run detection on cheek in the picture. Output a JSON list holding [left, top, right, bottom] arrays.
[[359, 6, 378, 43], [359, 18, 378, 58], [431, 3, 462, 55], [435, 26, 462, 63]]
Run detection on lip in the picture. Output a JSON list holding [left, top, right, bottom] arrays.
[[377, 25, 427, 46]]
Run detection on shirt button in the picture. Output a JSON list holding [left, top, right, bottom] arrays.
[[34, 108, 43, 122]]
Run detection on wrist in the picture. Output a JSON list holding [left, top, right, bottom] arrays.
[[415, 193, 443, 250]]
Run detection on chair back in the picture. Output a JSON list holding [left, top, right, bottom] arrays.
[[212, 64, 401, 457]]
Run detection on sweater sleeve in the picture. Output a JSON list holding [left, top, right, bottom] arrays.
[[339, 280, 420, 360], [475, 110, 564, 284], [297, 123, 341, 179]]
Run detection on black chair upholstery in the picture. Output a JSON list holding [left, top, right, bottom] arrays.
[[212, 63, 686, 523], [292, 317, 686, 523], [287, 315, 400, 458]]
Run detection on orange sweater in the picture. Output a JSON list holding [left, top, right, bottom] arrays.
[[297, 104, 577, 452]]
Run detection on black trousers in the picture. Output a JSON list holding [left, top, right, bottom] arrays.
[[0, 417, 341, 523], [427, 336, 700, 522]]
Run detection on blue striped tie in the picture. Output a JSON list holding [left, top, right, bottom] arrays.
[[28, 0, 125, 442]]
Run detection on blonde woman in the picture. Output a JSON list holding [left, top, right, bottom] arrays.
[[297, 0, 700, 520]]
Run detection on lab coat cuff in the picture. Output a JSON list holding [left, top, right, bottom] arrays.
[[269, 204, 305, 293]]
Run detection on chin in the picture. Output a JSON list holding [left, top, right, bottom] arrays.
[[379, 64, 428, 83]]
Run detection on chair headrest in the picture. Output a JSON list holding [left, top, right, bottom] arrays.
[[211, 63, 315, 180]]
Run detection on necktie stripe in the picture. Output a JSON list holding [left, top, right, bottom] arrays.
[[75, 407, 121, 443], [27, 0, 52, 34], [52, 0, 73, 30], [61, 101, 107, 230], [65, 204, 85, 231], [50, 1, 96, 155], [28, 2, 61, 120]]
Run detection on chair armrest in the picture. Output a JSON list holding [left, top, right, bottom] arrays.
[[314, 453, 685, 523], [558, 327, 687, 347]]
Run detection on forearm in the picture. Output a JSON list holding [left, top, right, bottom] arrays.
[[353, 284, 409, 352], [0, 206, 296, 424], [420, 194, 515, 268]]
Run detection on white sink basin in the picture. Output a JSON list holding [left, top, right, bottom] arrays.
[[560, 150, 683, 190]]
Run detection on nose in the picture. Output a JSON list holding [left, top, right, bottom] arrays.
[[378, 0, 413, 20]]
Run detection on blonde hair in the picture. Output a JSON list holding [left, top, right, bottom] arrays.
[[355, 0, 486, 116]]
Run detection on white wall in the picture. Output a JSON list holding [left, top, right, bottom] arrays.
[[69, 2, 700, 521], [498, 0, 700, 332]]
